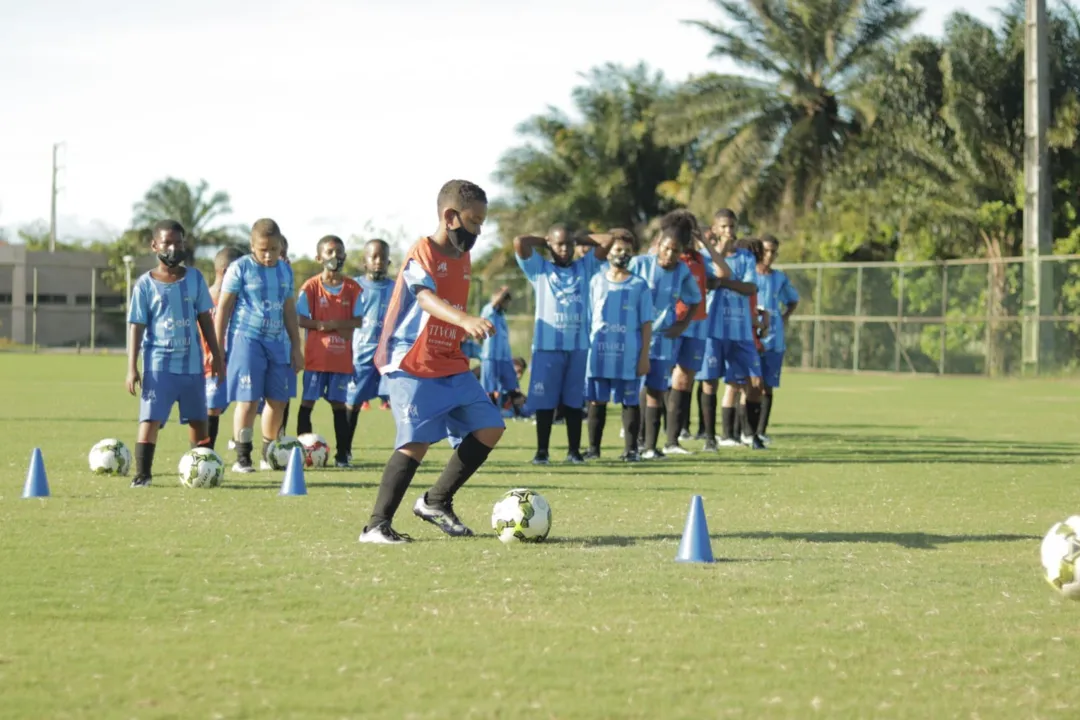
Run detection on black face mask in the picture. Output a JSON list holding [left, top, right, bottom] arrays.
[[448, 215, 478, 253], [370, 269, 388, 281], [610, 254, 630, 269], [158, 246, 183, 268], [323, 257, 345, 272]]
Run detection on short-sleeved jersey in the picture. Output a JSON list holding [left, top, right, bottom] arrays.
[[706, 249, 757, 341], [221, 256, 295, 343], [199, 294, 227, 377], [128, 269, 213, 375], [675, 250, 710, 340], [375, 237, 471, 378], [586, 270, 654, 381], [629, 254, 702, 361], [479, 302, 512, 361], [462, 338, 482, 360], [297, 276, 363, 374], [757, 269, 800, 352], [351, 276, 394, 368], [516, 249, 600, 351]]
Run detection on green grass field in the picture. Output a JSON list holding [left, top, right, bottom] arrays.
[[2, 355, 1080, 719]]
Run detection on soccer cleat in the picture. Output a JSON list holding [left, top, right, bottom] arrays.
[[130, 476, 152, 488], [361, 401, 371, 411], [663, 444, 693, 456], [531, 451, 550, 466], [717, 438, 742, 448], [620, 450, 641, 463], [583, 448, 601, 461], [259, 460, 274, 471], [759, 434, 772, 447], [565, 452, 586, 465], [358, 522, 413, 545], [413, 494, 475, 537], [740, 434, 755, 447], [232, 462, 256, 474], [702, 440, 719, 452], [334, 460, 351, 469], [679, 429, 692, 441], [750, 436, 767, 451], [641, 448, 665, 460]]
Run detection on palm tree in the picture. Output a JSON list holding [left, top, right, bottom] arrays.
[[657, 0, 919, 229], [131, 178, 245, 260]]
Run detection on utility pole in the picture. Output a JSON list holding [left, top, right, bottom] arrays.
[[49, 142, 64, 253], [1022, 0, 1053, 375]]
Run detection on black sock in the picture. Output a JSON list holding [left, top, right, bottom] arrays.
[[535, 409, 555, 454], [760, 393, 773, 435], [236, 441, 253, 466], [737, 403, 748, 438], [661, 390, 670, 433], [563, 406, 583, 454], [427, 434, 493, 507], [695, 382, 704, 436], [644, 404, 663, 451], [369, 451, 422, 528], [681, 388, 693, 436], [332, 407, 349, 462], [746, 401, 762, 439], [721, 406, 736, 441], [207, 416, 220, 450], [135, 442, 155, 478], [346, 408, 360, 456], [666, 390, 690, 447], [622, 405, 641, 454], [636, 387, 647, 446], [587, 404, 607, 452], [297, 405, 313, 436], [702, 392, 717, 442], [281, 402, 290, 436]]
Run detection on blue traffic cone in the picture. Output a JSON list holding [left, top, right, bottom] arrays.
[[279, 446, 307, 496], [22, 448, 50, 498], [675, 495, 714, 563]]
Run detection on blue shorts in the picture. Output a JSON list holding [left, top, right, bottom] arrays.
[[586, 378, 642, 406], [644, 357, 675, 392], [674, 336, 705, 372], [302, 370, 350, 404], [386, 370, 505, 450], [141, 370, 207, 425], [227, 335, 294, 403], [760, 350, 784, 388], [527, 349, 588, 411], [480, 359, 519, 395], [205, 376, 228, 412], [699, 338, 725, 381], [347, 363, 388, 406], [719, 340, 763, 385]]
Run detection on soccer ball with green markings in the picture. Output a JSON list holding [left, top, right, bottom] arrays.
[[178, 447, 224, 488], [1041, 516, 1080, 600], [266, 436, 302, 470], [88, 438, 132, 476], [491, 488, 552, 544]]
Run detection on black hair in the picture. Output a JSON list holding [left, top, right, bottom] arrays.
[[437, 180, 487, 213], [658, 209, 699, 248], [761, 233, 780, 248], [609, 227, 638, 251], [366, 238, 391, 254], [151, 219, 185, 240], [316, 235, 345, 256], [251, 218, 282, 239], [714, 208, 737, 222], [214, 246, 243, 271], [737, 237, 765, 263]]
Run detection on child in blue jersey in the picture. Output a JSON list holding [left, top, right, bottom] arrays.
[[203, 246, 244, 450], [214, 219, 304, 473], [628, 211, 704, 459], [344, 239, 394, 460], [584, 230, 654, 462], [125, 220, 224, 487], [514, 224, 616, 465], [479, 286, 525, 415], [755, 235, 799, 444], [701, 210, 764, 450]]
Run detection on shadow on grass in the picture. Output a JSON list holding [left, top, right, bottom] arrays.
[[223, 480, 379, 490], [551, 530, 1040, 550]]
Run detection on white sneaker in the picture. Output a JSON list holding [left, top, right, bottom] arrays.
[[231, 462, 255, 474], [228, 439, 236, 451], [641, 449, 666, 460], [358, 523, 413, 545], [740, 434, 754, 447], [663, 444, 693, 456], [718, 438, 742, 448], [259, 460, 274, 471]]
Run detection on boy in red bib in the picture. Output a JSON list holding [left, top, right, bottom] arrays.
[[359, 180, 505, 545]]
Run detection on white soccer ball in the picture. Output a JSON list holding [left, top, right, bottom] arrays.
[[88, 438, 132, 476], [1042, 516, 1080, 600], [266, 435, 302, 470], [178, 447, 224, 488], [491, 488, 552, 544], [297, 433, 330, 468]]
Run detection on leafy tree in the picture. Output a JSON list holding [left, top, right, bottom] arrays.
[[131, 177, 246, 262]]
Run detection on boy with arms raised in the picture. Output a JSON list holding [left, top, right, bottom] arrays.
[[214, 219, 304, 473], [296, 235, 364, 467], [359, 180, 504, 545], [202, 246, 244, 450], [479, 286, 525, 414], [343, 239, 394, 461], [754, 234, 799, 444], [584, 230, 653, 462], [126, 220, 224, 487], [514, 224, 615, 465]]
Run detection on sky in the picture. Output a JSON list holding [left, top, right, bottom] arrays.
[[0, 0, 1000, 259]]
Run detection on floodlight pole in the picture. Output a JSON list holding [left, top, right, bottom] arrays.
[[49, 142, 64, 253]]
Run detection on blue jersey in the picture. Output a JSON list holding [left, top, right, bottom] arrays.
[[706, 249, 757, 341], [350, 276, 394, 368], [462, 338, 482, 360], [516, 250, 601, 351], [757, 269, 800, 352], [221, 256, 295, 344], [479, 302, 512, 360], [629, 255, 701, 361], [586, 269, 653, 381], [128, 269, 213, 375]]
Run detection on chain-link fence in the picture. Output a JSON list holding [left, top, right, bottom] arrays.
[[473, 255, 1080, 377]]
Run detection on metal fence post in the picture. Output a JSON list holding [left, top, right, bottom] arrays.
[[895, 267, 905, 372], [90, 268, 97, 351], [853, 266, 863, 373], [985, 262, 993, 376], [32, 267, 38, 353], [939, 265, 948, 374], [814, 265, 823, 368]]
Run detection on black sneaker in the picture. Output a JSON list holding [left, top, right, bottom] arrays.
[[565, 452, 586, 465], [130, 476, 152, 488], [413, 494, 475, 537], [358, 522, 413, 545], [620, 450, 641, 463], [703, 440, 718, 452], [531, 451, 550, 466], [750, 436, 767, 451], [583, 448, 601, 461]]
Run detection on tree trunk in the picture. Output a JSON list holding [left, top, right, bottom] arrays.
[[982, 230, 1008, 377]]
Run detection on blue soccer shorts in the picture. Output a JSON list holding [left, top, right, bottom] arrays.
[[673, 336, 705, 373], [386, 370, 506, 450], [760, 350, 785, 388], [526, 349, 587, 411], [227, 334, 293, 403], [347, 363, 389, 407], [698, 338, 725, 381], [141, 370, 207, 425], [480, 358, 519, 395], [721, 340, 763, 386], [585, 377, 642, 406], [644, 356, 675, 392], [205, 375, 228, 413], [302, 370, 350, 404]]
